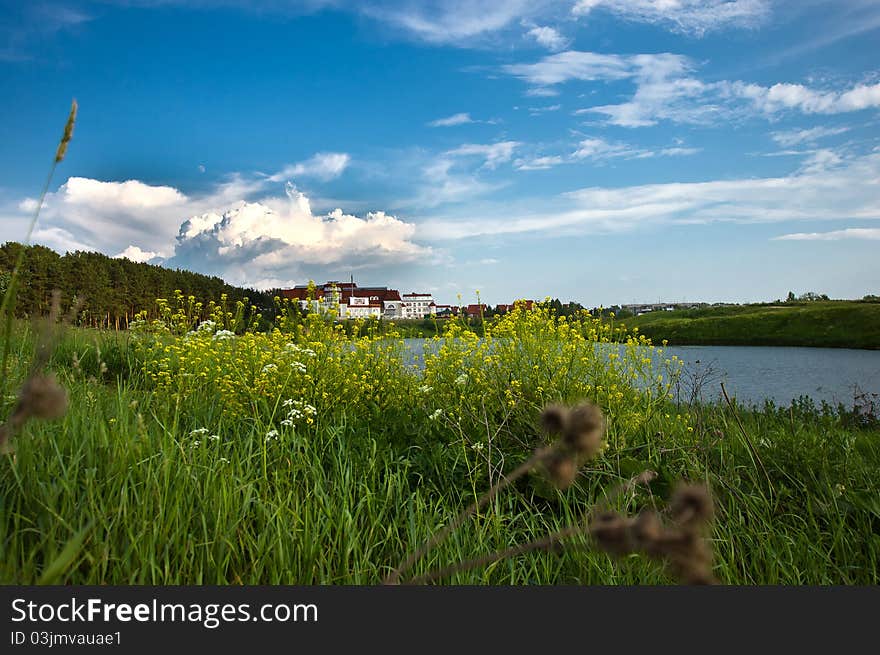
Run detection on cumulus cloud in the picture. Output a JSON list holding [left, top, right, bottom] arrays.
[[171, 184, 430, 285], [772, 228, 880, 241], [115, 245, 164, 263], [525, 25, 569, 50], [571, 0, 770, 36], [727, 81, 880, 116], [22, 177, 189, 254], [18, 168, 428, 288], [428, 112, 475, 127], [418, 150, 880, 240]]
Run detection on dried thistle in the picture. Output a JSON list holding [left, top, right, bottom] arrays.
[[544, 451, 579, 490], [540, 403, 569, 434], [562, 401, 605, 458], [589, 511, 634, 556], [55, 99, 77, 163], [588, 484, 717, 585], [668, 482, 714, 530]]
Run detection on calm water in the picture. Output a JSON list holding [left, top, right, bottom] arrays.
[[401, 339, 880, 408]]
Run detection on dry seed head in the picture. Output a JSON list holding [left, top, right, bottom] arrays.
[[539, 403, 569, 435], [13, 373, 68, 423], [562, 402, 605, 457], [630, 509, 664, 550], [589, 511, 634, 556], [55, 99, 77, 163], [544, 451, 578, 489], [668, 483, 714, 529]]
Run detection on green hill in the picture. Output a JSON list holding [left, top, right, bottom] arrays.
[[623, 301, 880, 349]]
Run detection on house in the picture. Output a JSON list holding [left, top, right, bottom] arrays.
[[496, 299, 535, 314], [433, 304, 458, 318], [400, 292, 437, 319], [464, 304, 488, 318]]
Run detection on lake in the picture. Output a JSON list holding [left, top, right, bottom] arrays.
[[400, 339, 880, 408]]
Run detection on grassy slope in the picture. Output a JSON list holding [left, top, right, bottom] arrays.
[[624, 301, 880, 349]]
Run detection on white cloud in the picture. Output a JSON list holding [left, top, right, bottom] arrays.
[[659, 146, 701, 156], [418, 150, 880, 240], [770, 126, 850, 147], [267, 152, 350, 182], [504, 50, 638, 87], [115, 245, 164, 263], [19, 171, 428, 288], [773, 228, 880, 241], [727, 81, 880, 116], [428, 112, 475, 127], [360, 0, 544, 45], [526, 25, 569, 51], [507, 50, 880, 127], [25, 177, 188, 254], [173, 185, 430, 286], [445, 141, 521, 169], [571, 0, 770, 36], [572, 137, 700, 161], [515, 155, 565, 170]]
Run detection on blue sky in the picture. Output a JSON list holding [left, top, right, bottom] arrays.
[[1, 0, 879, 306]]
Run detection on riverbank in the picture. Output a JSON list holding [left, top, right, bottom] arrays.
[[623, 300, 880, 349]]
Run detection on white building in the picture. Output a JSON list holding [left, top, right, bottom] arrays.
[[400, 293, 436, 319]]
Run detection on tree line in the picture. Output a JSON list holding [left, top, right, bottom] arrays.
[[0, 242, 279, 329]]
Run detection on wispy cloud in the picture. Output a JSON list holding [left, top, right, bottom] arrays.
[[770, 126, 851, 147], [506, 49, 880, 127], [428, 112, 476, 127], [267, 152, 350, 182], [773, 228, 880, 241], [571, 0, 770, 36], [445, 141, 521, 169], [419, 150, 880, 240]]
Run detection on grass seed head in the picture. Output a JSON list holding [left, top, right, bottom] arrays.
[[55, 99, 77, 163]]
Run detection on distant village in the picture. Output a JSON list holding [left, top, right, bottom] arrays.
[[280, 280, 708, 321], [281, 280, 535, 321]]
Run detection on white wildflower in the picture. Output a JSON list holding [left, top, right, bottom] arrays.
[[419, 385, 433, 393], [266, 429, 279, 440], [218, 457, 230, 464], [189, 428, 209, 436], [191, 440, 200, 448], [429, 409, 443, 421], [454, 373, 468, 386], [213, 329, 235, 341], [208, 434, 220, 442], [261, 363, 278, 374]]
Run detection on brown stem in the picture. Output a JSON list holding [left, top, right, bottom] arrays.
[[403, 470, 656, 585], [383, 445, 557, 585]]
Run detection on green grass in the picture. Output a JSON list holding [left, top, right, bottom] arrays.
[[624, 300, 880, 349], [0, 316, 878, 585]]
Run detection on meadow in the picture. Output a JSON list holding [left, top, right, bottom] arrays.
[[1, 296, 877, 584], [625, 300, 880, 349]]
